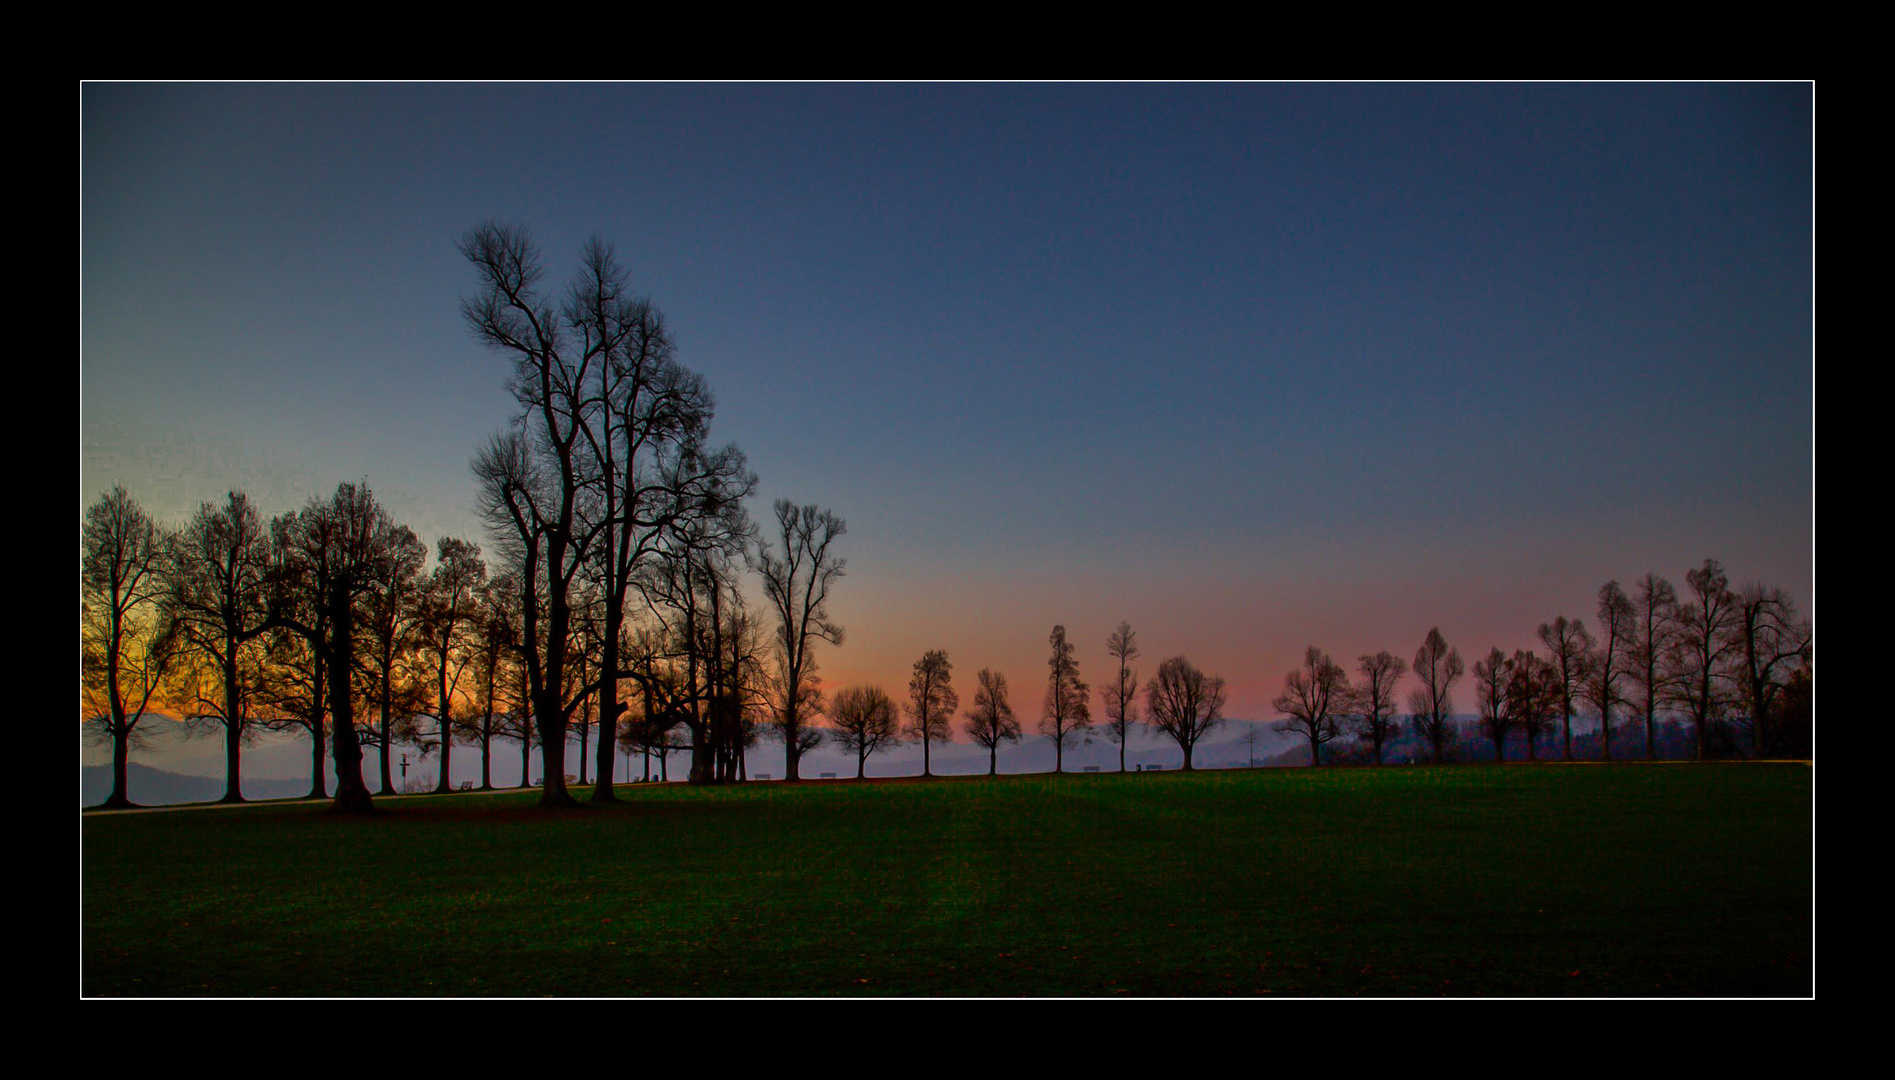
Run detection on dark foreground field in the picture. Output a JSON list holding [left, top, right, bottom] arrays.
[[82, 763, 1811, 996]]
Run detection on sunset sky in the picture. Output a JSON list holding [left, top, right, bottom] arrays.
[[81, 83, 1812, 771]]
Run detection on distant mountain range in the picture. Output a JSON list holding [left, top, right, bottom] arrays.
[[81, 763, 316, 808]]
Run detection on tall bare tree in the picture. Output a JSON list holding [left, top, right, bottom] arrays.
[[1733, 584, 1812, 758], [828, 685, 901, 779], [565, 238, 749, 801], [1351, 650, 1407, 765], [1536, 615, 1593, 761], [357, 522, 427, 795], [1144, 656, 1225, 771], [1407, 627, 1464, 764], [966, 668, 1022, 776], [464, 222, 596, 807], [1274, 646, 1349, 767], [1101, 621, 1141, 772], [268, 481, 409, 812], [1672, 559, 1740, 760], [1587, 582, 1636, 761], [757, 500, 845, 782], [463, 572, 520, 789], [82, 487, 181, 809], [905, 650, 958, 777], [1473, 648, 1516, 762], [419, 537, 486, 792], [165, 491, 274, 802], [1509, 649, 1561, 762], [1627, 573, 1680, 760], [1041, 625, 1091, 773]]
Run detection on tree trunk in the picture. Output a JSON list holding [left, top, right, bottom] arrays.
[[103, 726, 133, 809], [326, 588, 374, 813], [537, 713, 578, 807], [222, 718, 245, 803], [989, 744, 997, 776], [221, 657, 245, 802]]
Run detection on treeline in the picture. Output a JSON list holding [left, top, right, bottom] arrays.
[[82, 225, 857, 811], [1265, 566, 1812, 767], [80, 226, 1813, 811]]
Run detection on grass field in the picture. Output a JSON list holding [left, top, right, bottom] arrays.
[[81, 763, 1812, 996]]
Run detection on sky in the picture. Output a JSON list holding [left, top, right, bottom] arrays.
[[81, 82, 1813, 776]]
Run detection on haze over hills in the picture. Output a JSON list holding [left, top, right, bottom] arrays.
[[84, 711, 1717, 807]]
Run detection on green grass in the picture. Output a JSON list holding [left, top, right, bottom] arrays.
[[82, 763, 1812, 996]]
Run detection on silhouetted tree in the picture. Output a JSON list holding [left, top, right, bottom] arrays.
[[1041, 625, 1091, 772], [463, 573, 519, 789], [563, 237, 750, 802], [1101, 621, 1141, 772], [165, 491, 274, 802], [1627, 573, 1680, 760], [1473, 648, 1516, 761], [1407, 627, 1464, 764], [418, 537, 485, 792], [757, 500, 845, 781], [1586, 582, 1636, 761], [1536, 615, 1593, 760], [82, 487, 181, 809], [357, 522, 427, 795], [1509, 650, 1561, 762], [1274, 646, 1349, 767], [1672, 560, 1740, 760], [1733, 584, 1812, 758], [905, 650, 958, 777], [268, 481, 409, 812], [463, 222, 613, 807], [965, 669, 1022, 776], [1351, 650, 1407, 764], [1144, 656, 1225, 771], [827, 685, 901, 779]]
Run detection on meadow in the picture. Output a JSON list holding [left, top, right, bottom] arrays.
[[81, 763, 1812, 996]]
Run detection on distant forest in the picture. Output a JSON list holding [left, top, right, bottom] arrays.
[[82, 226, 1814, 812]]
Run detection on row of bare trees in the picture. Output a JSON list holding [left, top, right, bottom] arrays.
[[1270, 561, 1812, 767], [815, 622, 1231, 776]]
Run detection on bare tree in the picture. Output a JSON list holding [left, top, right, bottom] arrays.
[[1272, 646, 1349, 767], [1473, 648, 1516, 762], [268, 481, 409, 812], [1586, 582, 1636, 761], [905, 650, 958, 777], [357, 522, 427, 795], [1536, 615, 1593, 761], [1352, 650, 1407, 765], [1041, 625, 1091, 773], [82, 487, 181, 809], [418, 537, 486, 792], [1509, 650, 1561, 762], [828, 685, 901, 779], [1627, 573, 1680, 760], [165, 491, 274, 802], [1144, 656, 1226, 771], [965, 669, 1022, 776], [1101, 621, 1141, 772], [757, 500, 845, 782], [1672, 559, 1741, 760], [1408, 627, 1464, 764], [463, 572, 519, 789], [1733, 584, 1812, 758], [463, 222, 612, 808]]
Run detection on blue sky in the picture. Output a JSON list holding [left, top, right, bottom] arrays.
[[82, 82, 1812, 750]]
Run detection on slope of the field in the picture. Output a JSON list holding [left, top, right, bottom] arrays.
[[81, 763, 1812, 997]]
